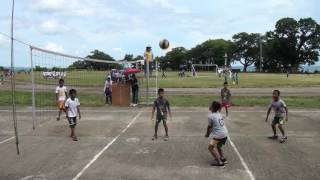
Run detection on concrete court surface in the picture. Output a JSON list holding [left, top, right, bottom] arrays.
[[0, 106, 319, 180]]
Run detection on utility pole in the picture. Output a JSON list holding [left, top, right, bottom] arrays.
[[224, 53, 228, 67]]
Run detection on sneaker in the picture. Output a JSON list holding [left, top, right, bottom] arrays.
[[279, 136, 287, 143], [221, 158, 228, 164], [210, 161, 225, 167], [72, 136, 78, 141], [268, 135, 278, 140], [164, 136, 169, 141], [152, 136, 157, 141]]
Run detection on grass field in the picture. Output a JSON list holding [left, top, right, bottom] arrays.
[[13, 71, 320, 88], [1, 91, 320, 108]]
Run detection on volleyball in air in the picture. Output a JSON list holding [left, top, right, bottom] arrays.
[[159, 39, 170, 50]]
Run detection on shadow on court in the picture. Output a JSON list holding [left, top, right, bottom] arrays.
[[0, 107, 319, 180]]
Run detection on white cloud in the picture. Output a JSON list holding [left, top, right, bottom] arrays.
[[0, 34, 9, 47], [135, 0, 190, 14], [37, 19, 70, 35], [111, 48, 122, 52], [31, 0, 116, 18], [44, 42, 64, 52]]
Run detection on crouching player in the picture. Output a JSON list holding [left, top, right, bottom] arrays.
[[205, 101, 228, 167]]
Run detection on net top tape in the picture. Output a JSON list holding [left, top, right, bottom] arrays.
[[31, 46, 140, 64]]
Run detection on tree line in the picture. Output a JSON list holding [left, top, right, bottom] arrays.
[[68, 17, 319, 72]]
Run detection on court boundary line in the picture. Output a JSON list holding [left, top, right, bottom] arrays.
[[72, 111, 142, 180], [0, 137, 14, 144], [1, 110, 320, 113], [228, 136, 255, 180]]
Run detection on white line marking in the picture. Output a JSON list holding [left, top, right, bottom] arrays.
[[228, 136, 255, 180], [0, 137, 14, 144], [1, 110, 319, 113], [72, 111, 142, 180]]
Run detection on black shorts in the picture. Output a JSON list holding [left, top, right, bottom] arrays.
[[105, 89, 112, 96], [156, 115, 167, 123], [212, 137, 228, 148], [68, 117, 77, 128]]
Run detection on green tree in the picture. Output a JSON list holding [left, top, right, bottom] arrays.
[[133, 55, 144, 61], [187, 39, 235, 67], [263, 17, 320, 72], [163, 47, 188, 70], [232, 32, 260, 72], [69, 50, 116, 70], [123, 54, 134, 61]]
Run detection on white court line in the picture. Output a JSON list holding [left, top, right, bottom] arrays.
[[0, 137, 14, 144], [228, 136, 255, 180], [1, 110, 320, 113], [226, 116, 255, 180], [72, 111, 142, 180]]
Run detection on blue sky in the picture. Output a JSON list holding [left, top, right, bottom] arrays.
[[0, 0, 319, 67]]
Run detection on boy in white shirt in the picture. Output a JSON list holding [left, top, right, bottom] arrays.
[[65, 89, 81, 141], [205, 101, 229, 167], [55, 79, 68, 121], [104, 77, 112, 104]]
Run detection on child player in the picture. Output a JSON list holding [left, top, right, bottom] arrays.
[[205, 101, 228, 167], [221, 82, 232, 117], [151, 88, 172, 141], [55, 79, 67, 121], [265, 90, 288, 143], [65, 89, 81, 141]]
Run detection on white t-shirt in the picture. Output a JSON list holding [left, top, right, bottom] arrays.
[[55, 86, 67, 101], [269, 99, 287, 117], [104, 80, 112, 92], [208, 112, 228, 139], [65, 98, 80, 118]]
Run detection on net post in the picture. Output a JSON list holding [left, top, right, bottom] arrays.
[[155, 59, 158, 98], [146, 61, 149, 105], [10, 0, 20, 155], [30, 46, 36, 130]]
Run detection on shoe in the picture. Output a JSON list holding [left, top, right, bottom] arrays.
[[210, 161, 225, 167], [164, 136, 169, 141], [72, 136, 78, 141], [152, 136, 157, 141], [221, 158, 228, 164], [268, 135, 278, 140], [56, 117, 60, 121], [279, 136, 287, 143]]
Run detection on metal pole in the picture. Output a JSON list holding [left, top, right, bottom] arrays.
[[146, 61, 149, 105], [155, 59, 158, 98], [260, 34, 263, 72], [10, 0, 20, 155], [224, 53, 228, 67], [30, 47, 36, 129]]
